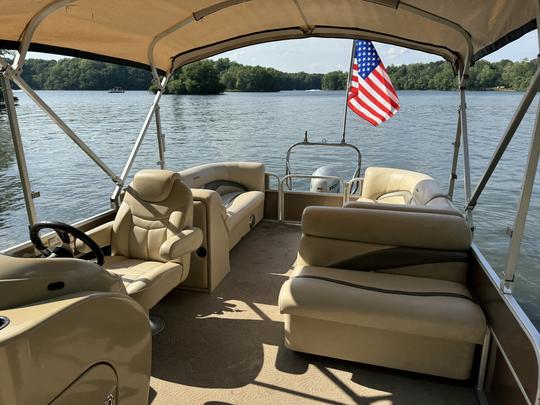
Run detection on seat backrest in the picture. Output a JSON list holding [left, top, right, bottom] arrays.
[[298, 205, 472, 284], [179, 162, 265, 192], [112, 170, 193, 262], [362, 167, 435, 204]]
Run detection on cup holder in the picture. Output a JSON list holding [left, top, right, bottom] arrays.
[[0, 316, 9, 331]]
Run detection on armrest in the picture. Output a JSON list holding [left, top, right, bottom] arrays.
[[191, 188, 227, 221], [160, 227, 203, 262], [75, 221, 113, 253]]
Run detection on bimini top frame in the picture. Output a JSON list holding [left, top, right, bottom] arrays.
[[0, 0, 535, 73]]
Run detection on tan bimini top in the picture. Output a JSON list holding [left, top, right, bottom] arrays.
[[0, 0, 537, 74]]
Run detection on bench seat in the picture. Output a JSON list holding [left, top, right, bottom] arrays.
[[279, 265, 486, 379], [179, 162, 265, 291]]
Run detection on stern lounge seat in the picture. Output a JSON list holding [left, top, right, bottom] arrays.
[[358, 167, 453, 210], [279, 205, 486, 379], [180, 162, 265, 249], [178, 162, 265, 291], [81, 169, 203, 311]]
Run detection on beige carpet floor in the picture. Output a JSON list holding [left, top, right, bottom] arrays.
[[149, 221, 478, 405]]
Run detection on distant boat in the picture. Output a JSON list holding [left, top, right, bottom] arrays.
[[108, 86, 124, 93]]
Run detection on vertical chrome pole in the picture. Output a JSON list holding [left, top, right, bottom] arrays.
[[501, 92, 540, 293], [155, 104, 166, 169], [477, 328, 491, 391], [500, 0, 540, 293], [341, 40, 355, 143], [448, 112, 461, 200], [459, 66, 473, 226], [111, 74, 170, 204], [0, 74, 38, 226]]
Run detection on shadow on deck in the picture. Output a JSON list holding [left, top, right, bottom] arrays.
[[150, 221, 478, 404]]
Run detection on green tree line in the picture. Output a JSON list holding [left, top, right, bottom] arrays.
[[1, 55, 537, 95]]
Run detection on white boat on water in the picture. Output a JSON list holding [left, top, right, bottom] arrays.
[[108, 86, 124, 93], [0, 1, 539, 404]]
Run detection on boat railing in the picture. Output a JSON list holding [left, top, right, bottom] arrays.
[[264, 172, 280, 190], [278, 174, 346, 222], [284, 131, 361, 192], [345, 176, 364, 201]]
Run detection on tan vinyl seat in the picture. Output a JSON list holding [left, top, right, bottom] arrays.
[[178, 162, 265, 292], [360, 167, 450, 207], [84, 170, 202, 311], [279, 204, 486, 380]]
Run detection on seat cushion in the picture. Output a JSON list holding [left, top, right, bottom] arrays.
[[103, 256, 183, 311], [279, 265, 486, 344], [225, 190, 264, 231]]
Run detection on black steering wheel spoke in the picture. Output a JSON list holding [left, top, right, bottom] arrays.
[[29, 221, 104, 266], [55, 229, 71, 244]]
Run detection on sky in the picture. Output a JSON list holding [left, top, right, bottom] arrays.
[[27, 30, 538, 74]]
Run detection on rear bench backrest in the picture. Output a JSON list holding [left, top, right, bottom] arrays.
[[297, 205, 472, 284], [179, 162, 265, 192]]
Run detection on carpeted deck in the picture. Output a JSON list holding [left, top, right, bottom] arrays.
[[149, 221, 478, 405]]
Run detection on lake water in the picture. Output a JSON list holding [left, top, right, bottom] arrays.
[[1, 89, 539, 327]]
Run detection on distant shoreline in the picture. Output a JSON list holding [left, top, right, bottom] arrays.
[[6, 57, 534, 94]]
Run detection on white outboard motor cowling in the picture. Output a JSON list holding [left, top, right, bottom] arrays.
[[310, 166, 340, 193]]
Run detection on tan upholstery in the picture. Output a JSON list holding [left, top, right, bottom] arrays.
[[279, 266, 486, 379], [180, 162, 265, 192], [279, 201, 484, 379], [84, 170, 202, 311], [178, 162, 265, 291], [281, 266, 485, 343], [361, 167, 449, 206], [298, 206, 471, 284], [103, 257, 183, 311]]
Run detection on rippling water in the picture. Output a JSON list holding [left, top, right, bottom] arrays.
[[1, 89, 539, 326]]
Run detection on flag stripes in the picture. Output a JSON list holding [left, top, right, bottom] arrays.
[[347, 40, 400, 126]]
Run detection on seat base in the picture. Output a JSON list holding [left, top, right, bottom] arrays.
[[284, 315, 477, 380]]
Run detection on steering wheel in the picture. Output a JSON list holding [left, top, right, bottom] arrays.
[[29, 221, 105, 266]]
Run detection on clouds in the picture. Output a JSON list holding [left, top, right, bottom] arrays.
[[212, 32, 538, 73]]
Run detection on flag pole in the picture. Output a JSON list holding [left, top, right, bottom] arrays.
[[341, 40, 355, 144]]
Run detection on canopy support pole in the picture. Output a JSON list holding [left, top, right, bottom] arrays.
[[340, 40, 355, 144], [12, 0, 76, 73], [0, 58, 122, 188], [0, 63, 122, 186], [500, 0, 540, 294], [501, 98, 540, 294], [155, 104, 166, 169], [458, 65, 473, 227], [111, 74, 170, 205], [465, 68, 540, 212], [447, 111, 461, 200], [0, 72, 38, 226]]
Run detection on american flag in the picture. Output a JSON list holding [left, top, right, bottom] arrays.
[[347, 40, 400, 126]]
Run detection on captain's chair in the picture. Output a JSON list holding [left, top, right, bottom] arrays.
[[83, 169, 202, 312]]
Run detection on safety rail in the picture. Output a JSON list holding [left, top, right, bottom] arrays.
[[284, 131, 361, 191], [278, 174, 346, 222], [265, 172, 281, 190], [345, 176, 364, 202]]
